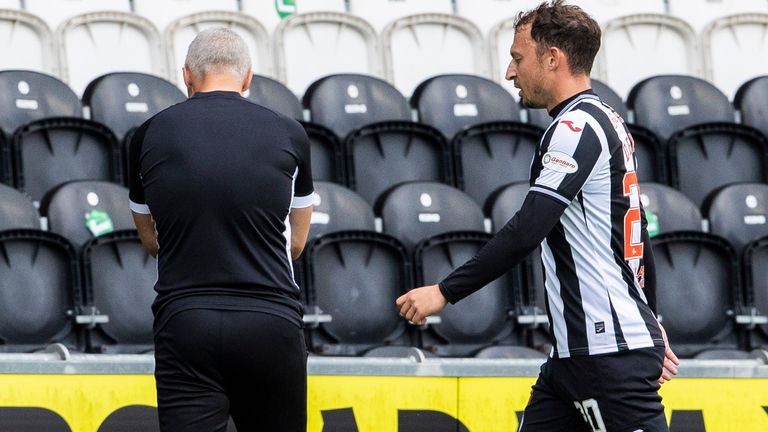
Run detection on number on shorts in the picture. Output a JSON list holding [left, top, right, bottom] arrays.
[[574, 399, 606, 432]]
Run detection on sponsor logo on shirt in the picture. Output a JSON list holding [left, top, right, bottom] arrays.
[[561, 120, 582, 132], [542, 151, 578, 174]]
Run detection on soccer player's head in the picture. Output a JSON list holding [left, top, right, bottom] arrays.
[[505, 0, 601, 108], [183, 27, 253, 96]]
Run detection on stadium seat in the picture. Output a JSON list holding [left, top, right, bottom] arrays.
[[702, 12, 768, 99], [0, 230, 81, 352], [377, 182, 486, 251], [638, 183, 703, 236], [346, 123, 451, 206], [627, 75, 736, 143], [301, 122, 346, 184], [382, 14, 490, 96], [474, 345, 547, 359], [11, 118, 121, 204], [164, 12, 272, 91], [668, 0, 768, 32], [0, 183, 40, 230], [743, 238, 768, 349], [274, 12, 381, 95], [0, 70, 81, 139], [39, 181, 134, 249], [82, 230, 156, 353], [630, 126, 666, 184], [453, 122, 541, 209], [411, 74, 521, 140], [82, 72, 186, 141], [303, 74, 411, 140], [595, 16, 700, 99], [0, 10, 57, 75], [246, 74, 302, 120], [303, 231, 413, 355], [652, 232, 744, 357], [308, 182, 375, 239], [414, 232, 524, 357], [487, 181, 550, 351], [703, 183, 768, 257], [57, 12, 165, 96], [23, 0, 131, 30], [668, 123, 768, 207], [240, 0, 347, 32], [455, 0, 531, 34], [735, 75, 768, 140], [132, 0, 239, 31], [348, 0, 453, 31]]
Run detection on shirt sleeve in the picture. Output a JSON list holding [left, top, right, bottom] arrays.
[[530, 111, 604, 205], [128, 120, 152, 214], [286, 118, 314, 208], [438, 192, 567, 304]]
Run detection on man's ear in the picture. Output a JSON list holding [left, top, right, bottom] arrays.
[[182, 66, 194, 97], [241, 69, 253, 94], [548, 46, 560, 70]]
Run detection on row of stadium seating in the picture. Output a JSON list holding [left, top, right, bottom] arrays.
[[1, 70, 767, 209], [1, 0, 766, 98], [1, 179, 767, 357]]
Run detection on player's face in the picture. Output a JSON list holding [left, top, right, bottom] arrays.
[[506, 24, 549, 108]]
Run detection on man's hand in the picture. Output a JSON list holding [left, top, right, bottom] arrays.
[[395, 284, 448, 325], [658, 324, 680, 384]]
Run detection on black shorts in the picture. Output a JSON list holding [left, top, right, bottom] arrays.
[[519, 346, 668, 432], [154, 308, 307, 432]]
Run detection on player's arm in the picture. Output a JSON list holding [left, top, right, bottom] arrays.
[[287, 117, 314, 261], [396, 192, 566, 324], [289, 205, 312, 260], [128, 119, 157, 257], [132, 212, 158, 258]]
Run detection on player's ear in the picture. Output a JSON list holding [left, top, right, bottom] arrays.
[[241, 69, 253, 94]]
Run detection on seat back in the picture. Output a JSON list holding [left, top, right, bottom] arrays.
[[629, 125, 665, 184], [653, 232, 741, 356], [0, 70, 81, 138], [591, 78, 627, 121], [735, 75, 768, 140], [704, 183, 768, 256], [0, 230, 79, 351], [0, 10, 57, 75], [40, 181, 134, 249], [82, 72, 186, 141], [240, 0, 347, 33], [348, 0, 453, 31], [668, 123, 767, 207], [638, 182, 703, 236], [309, 182, 375, 240], [668, 0, 768, 33], [305, 232, 412, 355], [453, 122, 541, 209], [133, 0, 239, 30], [411, 74, 520, 139], [82, 231, 156, 352], [378, 182, 484, 252], [744, 238, 768, 345], [415, 232, 520, 356], [304, 74, 410, 139], [246, 75, 302, 120], [12, 118, 121, 203], [382, 14, 489, 96], [0, 184, 39, 230], [275, 12, 382, 95], [627, 75, 734, 142], [301, 122, 345, 184], [24, 0, 131, 30], [346, 122, 450, 206]]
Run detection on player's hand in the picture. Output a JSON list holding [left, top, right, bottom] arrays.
[[658, 324, 680, 384], [395, 284, 447, 325]]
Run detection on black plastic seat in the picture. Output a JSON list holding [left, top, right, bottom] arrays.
[[652, 232, 743, 357], [453, 122, 541, 209], [82, 231, 157, 353], [0, 184, 39, 231], [0, 230, 80, 352], [414, 232, 524, 357], [12, 118, 121, 203], [638, 182, 702, 236], [246, 74, 303, 120], [40, 180, 135, 250], [0, 70, 81, 138], [629, 125, 666, 184], [734, 75, 768, 141], [301, 122, 345, 184], [704, 183, 768, 258], [82, 72, 186, 141], [1, 134, 9, 185], [303, 74, 411, 139], [668, 123, 768, 207], [308, 182, 375, 240], [411, 74, 521, 139], [347, 122, 451, 206], [304, 231, 413, 356], [627, 75, 735, 142], [377, 182, 485, 252], [743, 238, 768, 350]]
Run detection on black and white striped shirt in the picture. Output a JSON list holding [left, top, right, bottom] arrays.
[[439, 91, 664, 358]]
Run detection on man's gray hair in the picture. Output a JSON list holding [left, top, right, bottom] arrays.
[[184, 28, 251, 79]]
